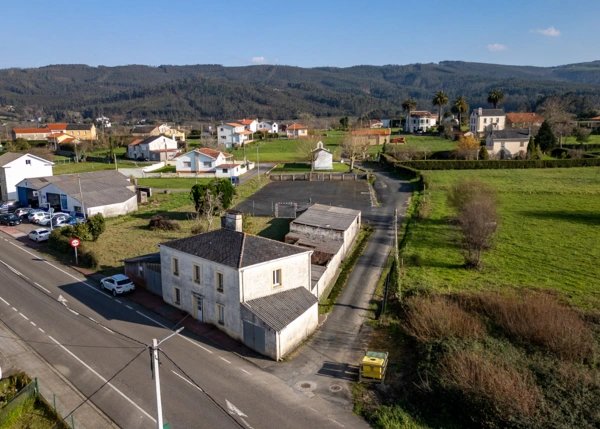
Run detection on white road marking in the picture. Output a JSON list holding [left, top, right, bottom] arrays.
[[226, 400, 248, 417], [240, 417, 255, 429], [34, 282, 51, 294], [19, 313, 29, 320], [220, 357, 231, 364], [125, 305, 133, 310], [38, 328, 45, 333], [102, 326, 114, 333], [114, 299, 122, 304], [47, 336, 156, 423], [239, 368, 251, 375], [12, 307, 17, 312], [329, 419, 345, 427], [30, 321, 36, 327], [171, 370, 203, 391], [135, 311, 171, 329], [0, 297, 9, 305], [89, 317, 98, 323]]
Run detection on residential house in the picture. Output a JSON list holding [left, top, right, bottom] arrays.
[[505, 113, 544, 129], [65, 124, 97, 140], [485, 129, 531, 159], [16, 170, 137, 217], [217, 123, 253, 148], [351, 129, 391, 145], [286, 123, 308, 138], [0, 152, 53, 201], [159, 221, 317, 361], [175, 148, 245, 178], [285, 204, 361, 299], [131, 124, 171, 137], [405, 111, 437, 133], [11, 127, 51, 141], [47, 123, 68, 134], [237, 119, 258, 133], [257, 121, 278, 134], [127, 136, 179, 161], [47, 133, 79, 150], [369, 119, 383, 128], [470, 108, 505, 135], [312, 141, 332, 170]]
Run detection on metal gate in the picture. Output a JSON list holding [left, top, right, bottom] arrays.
[[243, 320, 266, 354]]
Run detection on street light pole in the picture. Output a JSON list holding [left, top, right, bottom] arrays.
[[151, 327, 184, 429], [256, 144, 259, 184]]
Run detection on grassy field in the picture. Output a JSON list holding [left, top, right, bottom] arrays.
[[563, 134, 600, 145], [84, 146, 127, 157], [1, 396, 69, 429], [367, 135, 457, 156], [151, 165, 176, 173], [402, 167, 600, 309], [136, 178, 212, 188], [53, 162, 117, 175], [271, 162, 350, 173]]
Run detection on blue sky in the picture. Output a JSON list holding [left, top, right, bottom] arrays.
[[2, 0, 597, 69]]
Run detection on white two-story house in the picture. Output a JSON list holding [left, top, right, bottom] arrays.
[[405, 111, 437, 133], [237, 119, 258, 133], [0, 152, 54, 201], [159, 218, 317, 361], [127, 136, 179, 161], [486, 129, 531, 159], [470, 108, 506, 136], [175, 148, 244, 178], [217, 123, 253, 148], [257, 121, 278, 134]]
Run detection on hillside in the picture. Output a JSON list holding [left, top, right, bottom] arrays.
[[1, 61, 600, 121]]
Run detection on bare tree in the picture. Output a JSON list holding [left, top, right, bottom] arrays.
[[296, 138, 319, 171], [340, 135, 370, 170], [200, 187, 223, 231], [537, 98, 575, 145], [454, 135, 481, 160], [458, 195, 498, 269]]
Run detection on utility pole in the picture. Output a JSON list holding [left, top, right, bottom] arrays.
[[78, 175, 86, 220], [114, 153, 118, 171], [151, 327, 183, 429], [256, 143, 260, 184]]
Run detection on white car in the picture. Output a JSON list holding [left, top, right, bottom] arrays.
[[30, 211, 49, 224], [100, 274, 135, 296], [28, 228, 50, 243], [38, 213, 68, 226]]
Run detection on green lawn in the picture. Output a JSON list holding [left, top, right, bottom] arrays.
[[136, 178, 212, 189], [83, 146, 127, 157], [563, 134, 600, 145], [151, 165, 176, 173], [367, 135, 457, 156], [53, 162, 117, 175], [402, 167, 600, 309], [271, 162, 351, 173]]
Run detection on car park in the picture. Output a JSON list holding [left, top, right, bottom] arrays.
[[28, 228, 50, 243], [14, 208, 32, 219], [31, 211, 50, 224], [0, 213, 21, 226], [100, 274, 135, 296], [0, 200, 21, 213], [37, 213, 54, 226]]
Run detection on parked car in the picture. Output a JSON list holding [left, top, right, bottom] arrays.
[[28, 228, 50, 243], [0, 213, 21, 226], [0, 200, 21, 213], [136, 156, 149, 161], [52, 217, 71, 228], [37, 213, 53, 226], [30, 211, 49, 224], [100, 274, 135, 296], [40, 212, 68, 226], [14, 208, 32, 219]]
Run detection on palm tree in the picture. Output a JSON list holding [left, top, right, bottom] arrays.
[[451, 95, 469, 130], [432, 91, 449, 126], [487, 89, 505, 109], [401, 98, 417, 132]]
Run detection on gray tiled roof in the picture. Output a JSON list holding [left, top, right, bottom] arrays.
[[243, 287, 317, 331], [0, 152, 27, 167], [160, 229, 311, 269], [292, 204, 360, 232], [489, 129, 530, 140], [66, 124, 94, 131], [25, 170, 135, 207], [132, 125, 158, 134], [474, 108, 505, 116]]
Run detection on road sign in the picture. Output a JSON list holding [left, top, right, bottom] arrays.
[[70, 238, 80, 248]]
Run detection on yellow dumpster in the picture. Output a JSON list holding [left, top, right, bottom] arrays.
[[359, 351, 388, 383]]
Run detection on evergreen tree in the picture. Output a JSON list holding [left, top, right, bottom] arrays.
[[535, 144, 543, 160], [535, 121, 557, 152], [526, 136, 535, 159], [478, 145, 489, 160]]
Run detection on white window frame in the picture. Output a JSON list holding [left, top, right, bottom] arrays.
[[217, 303, 225, 325], [183, 161, 191, 168], [272, 268, 282, 287], [172, 257, 179, 277], [216, 271, 224, 293], [173, 286, 181, 305], [193, 264, 202, 284]]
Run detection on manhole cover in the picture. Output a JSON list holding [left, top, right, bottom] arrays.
[[294, 381, 316, 392], [329, 385, 343, 392], [301, 383, 311, 388]]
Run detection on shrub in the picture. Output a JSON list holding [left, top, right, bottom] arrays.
[[73, 222, 91, 241], [48, 230, 71, 253], [403, 295, 486, 342], [457, 194, 498, 269], [149, 215, 181, 231], [476, 292, 596, 362], [87, 213, 106, 241], [79, 248, 99, 269], [447, 179, 497, 213]]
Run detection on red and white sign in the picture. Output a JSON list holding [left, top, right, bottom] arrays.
[[70, 238, 81, 248]]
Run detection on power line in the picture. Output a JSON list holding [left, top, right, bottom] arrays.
[[159, 350, 245, 429], [0, 333, 145, 350], [51, 348, 146, 429]]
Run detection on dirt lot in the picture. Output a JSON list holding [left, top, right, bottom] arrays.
[[234, 180, 373, 217]]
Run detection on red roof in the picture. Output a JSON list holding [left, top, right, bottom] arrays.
[[47, 123, 67, 131], [409, 111, 433, 118], [287, 122, 307, 130], [197, 148, 233, 159], [216, 163, 242, 169], [506, 113, 544, 124], [128, 139, 144, 146], [237, 119, 256, 125], [588, 115, 600, 121], [351, 129, 391, 136], [13, 127, 51, 134]]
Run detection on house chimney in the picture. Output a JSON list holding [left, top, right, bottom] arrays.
[[221, 209, 243, 232], [478, 107, 483, 116]]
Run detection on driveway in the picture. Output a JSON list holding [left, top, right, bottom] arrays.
[[261, 169, 412, 409]]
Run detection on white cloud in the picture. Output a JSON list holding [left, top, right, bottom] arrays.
[[531, 26, 561, 37], [250, 56, 267, 64], [487, 43, 508, 52]]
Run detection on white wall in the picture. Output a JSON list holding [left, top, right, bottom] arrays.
[[2, 155, 53, 201], [471, 114, 506, 133], [278, 301, 318, 359], [406, 116, 436, 133], [486, 138, 528, 158], [313, 150, 333, 170]]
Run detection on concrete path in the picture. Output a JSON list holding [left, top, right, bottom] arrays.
[[262, 168, 412, 409]]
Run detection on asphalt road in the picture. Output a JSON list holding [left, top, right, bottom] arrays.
[[0, 236, 369, 428]]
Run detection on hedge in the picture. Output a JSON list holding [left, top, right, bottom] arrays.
[[392, 158, 600, 171], [561, 143, 600, 150]]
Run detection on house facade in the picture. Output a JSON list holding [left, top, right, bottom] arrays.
[[312, 141, 333, 170], [286, 123, 308, 138], [175, 148, 244, 178], [237, 119, 258, 133], [0, 152, 54, 201], [351, 129, 391, 145], [485, 129, 531, 159], [217, 123, 253, 148], [127, 136, 178, 161], [257, 121, 278, 134], [11, 128, 51, 141], [505, 113, 544, 129], [159, 225, 317, 360], [405, 111, 437, 133], [470, 108, 506, 135], [65, 124, 97, 140], [131, 124, 171, 137]]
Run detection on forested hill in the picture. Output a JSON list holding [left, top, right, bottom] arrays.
[[2, 61, 600, 121]]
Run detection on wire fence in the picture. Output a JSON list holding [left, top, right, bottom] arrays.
[[0, 379, 37, 426]]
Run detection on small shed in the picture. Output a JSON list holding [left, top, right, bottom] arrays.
[[312, 141, 332, 170], [123, 253, 162, 296]]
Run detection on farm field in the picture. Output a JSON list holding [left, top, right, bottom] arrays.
[[53, 161, 117, 175], [563, 134, 600, 145], [136, 177, 211, 188], [402, 167, 600, 309]]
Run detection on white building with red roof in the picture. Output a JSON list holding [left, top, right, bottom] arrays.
[[175, 148, 246, 178], [237, 118, 258, 132], [217, 122, 254, 148]]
